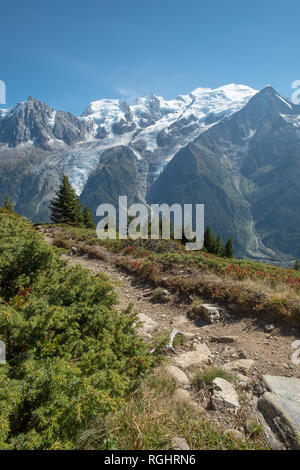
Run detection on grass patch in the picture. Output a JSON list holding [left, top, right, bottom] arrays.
[[192, 366, 237, 390], [77, 369, 266, 450]]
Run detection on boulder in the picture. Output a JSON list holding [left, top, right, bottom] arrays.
[[165, 365, 190, 386], [174, 345, 211, 368], [199, 304, 220, 323], [211, 377, 239, 411], [258, 375, 300, 450]]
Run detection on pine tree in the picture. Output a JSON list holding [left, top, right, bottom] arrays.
[[294, 259, 300, 271], [204, 226, 216, 253], [224, 238, 234, 258], [49, 175, 83, 225], [82, 206, 95, 229], [215, 233, 224, 256], [4, 195, 14, 212]]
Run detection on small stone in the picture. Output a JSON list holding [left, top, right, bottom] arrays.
[[137, 313, 158, 335], [211, 378, 239, 411], [171, 436, 190, 450], [223, 359, 254, 376], [236, 349, 247, 359], [211, 335, 238, 344], [225, 429, 245, 441], [265, 324, 275, 332]]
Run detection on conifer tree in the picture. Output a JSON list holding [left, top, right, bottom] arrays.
[[215, 233, 224, 256], [82, 206, 95, 229], [224, 238, 234, 258], [49, 174, 83, 225], [204, 226, 216, 253], [4, 195, 14, 212], [294, 259, 300, 271]]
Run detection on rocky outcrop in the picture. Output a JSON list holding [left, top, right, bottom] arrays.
[[258, 375, 300, 450], [0, 96, 92, 149]]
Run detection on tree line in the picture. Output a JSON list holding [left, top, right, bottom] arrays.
[[204, 226, 234, 258]]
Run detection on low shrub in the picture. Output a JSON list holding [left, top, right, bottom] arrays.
[[0, 212, 157, 449]]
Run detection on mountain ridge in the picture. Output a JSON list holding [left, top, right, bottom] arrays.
[[0, 84, 299, 264]]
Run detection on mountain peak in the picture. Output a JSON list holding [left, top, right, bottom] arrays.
[[239, 85, 295, 120]]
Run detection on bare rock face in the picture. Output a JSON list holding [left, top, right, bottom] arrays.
[[211, 378, 240, 411], [0, 96, 92, 148]]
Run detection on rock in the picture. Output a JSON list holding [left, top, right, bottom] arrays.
[[211, 378, 240, 411], [137, 313, 158, 335], [211, 335, 238, 344], [184, 331, 197, 340], [223, 359, 254, 376], [193, 343, 211, 353], [236, 349, 247, 359], [151, 288, 170, 303], [171, 436, 190, 450], [235, 373, 250, 386], [199, 304, 220, 324], [174, 345, 211, 368], [265, 324, 275, 332], [258, 375, 300, 449], [174, 388, 192, 402], [174, 315, 188, 326], [225, 429, 245, 441], [165, 365, 190, 386]]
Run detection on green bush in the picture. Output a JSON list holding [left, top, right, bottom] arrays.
[[0, 211, 156, 449]]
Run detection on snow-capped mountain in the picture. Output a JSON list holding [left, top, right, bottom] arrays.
[[80, 84, 257, 157], [0, 83, 257, 199], [2, 83, 300, 264]]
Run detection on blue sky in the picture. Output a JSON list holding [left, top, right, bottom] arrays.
[[1, 0, 300, 114]]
